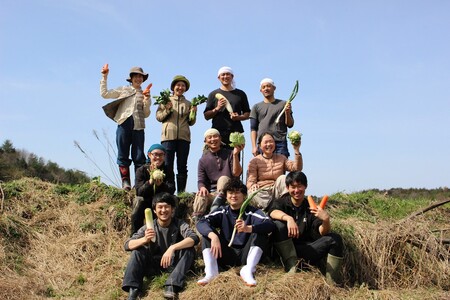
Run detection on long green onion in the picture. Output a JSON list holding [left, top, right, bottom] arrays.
[[275, 80, 299, 124]]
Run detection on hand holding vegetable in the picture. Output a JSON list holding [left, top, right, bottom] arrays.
[[229, 132, 245, 148], [101, 63, 109, 75], [275, 80, 299, 124], [215, 93, 233, 113], [287, 130, 302, 146], [144, 208, 156, 242], [153, 89, 172, 107], [189, 94, 207, 121], [143, 83, 152, 96], [319, 195, 329, 209]]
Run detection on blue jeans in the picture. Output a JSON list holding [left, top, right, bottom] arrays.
[[275, 140, 290, 158], [161, 140, 190, 176], [116, 117, 145, 168]]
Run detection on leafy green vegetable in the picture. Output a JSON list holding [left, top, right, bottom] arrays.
[[189, 95, 208, 121], [287, 130, 302, 145], [229, 132, 245, 147], [153, 89, 171, 106]]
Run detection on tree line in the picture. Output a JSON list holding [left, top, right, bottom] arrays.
[[0, 139, 90, 184]]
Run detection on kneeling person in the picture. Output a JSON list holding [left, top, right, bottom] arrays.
[[267, 171, 344, 284], [122, 192, 199, 300], [196, 178, 275, 287]]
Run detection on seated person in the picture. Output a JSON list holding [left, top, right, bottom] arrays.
[[132, 144, 175, 234], [246, 132, 302, 210], [267, 171, 344, 284], [122, 192, 199, 300], [192, 128, 244, 219], [196, 178, 275, 287]]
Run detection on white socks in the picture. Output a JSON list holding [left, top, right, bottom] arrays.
[[197, 248, 219, 286], [240, 246, 263, 287]]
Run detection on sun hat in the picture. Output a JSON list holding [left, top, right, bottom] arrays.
[[170, 75, 190, 91], [260, 78, 276, 88], [126, 66, 148, 82]]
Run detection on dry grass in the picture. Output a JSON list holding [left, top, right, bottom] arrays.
[[0, 178, 449, 300]]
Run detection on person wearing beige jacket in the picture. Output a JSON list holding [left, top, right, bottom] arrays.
[[156, 75, 196, 193], [100, 65, 151, 191]]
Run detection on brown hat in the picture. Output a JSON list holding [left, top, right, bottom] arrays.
[[126, 67, 148, 82]]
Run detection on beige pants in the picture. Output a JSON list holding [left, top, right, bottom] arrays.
[[193, 176, 230, 217], [250, 175, 287, 210]]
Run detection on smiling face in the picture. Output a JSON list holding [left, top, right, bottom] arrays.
[[154, 202, 173, 224], [226, 189, 246, 210], [131, 73, 144, 89], [205, 133, 222, 152], [260, 82, 276, 98], [218, 72, 233, 87], [149, 150, 165, 167], [287, 181, 306, 205], [259, 134, 276, 157], [173, 81, 186, 97]]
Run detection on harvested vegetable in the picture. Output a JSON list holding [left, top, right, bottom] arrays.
[[215, 93, 233, 113], [228, 187, 268, 247], [101, 63, 109, 74], [229, 132, 245, 147], [287, 130, 302, 146], [144, 208, 156, 242], [151, 169, 165, 181], [275, 80, 299, 124], [319, 195, 329, 209], [307, 195, 317, 210], [143, 83, 153, 95], [189, 94, 208, 121], [153, 89, 171, 106]]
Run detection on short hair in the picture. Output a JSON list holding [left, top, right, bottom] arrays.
[[152, 192, 177, 209], [223, 177, 248, 196], [257, 131, 275, 145], [285, 171, 308, 188]]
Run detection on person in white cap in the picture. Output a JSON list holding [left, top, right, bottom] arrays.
[[250, 78, 294, 158], [192, 128, 244, 220], [203, 66, 251, 148]]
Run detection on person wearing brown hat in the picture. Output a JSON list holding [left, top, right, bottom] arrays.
[[100, 65, 152, 191], [156, 75, 196, 194]]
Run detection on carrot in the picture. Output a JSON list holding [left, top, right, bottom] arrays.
[[143, 83, 152, 95], [101, 63, 109, 74], [307, 195, 317, 209], [319, 195, 329, 209]]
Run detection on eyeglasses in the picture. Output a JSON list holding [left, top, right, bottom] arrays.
[[151, 152, 165, 158]]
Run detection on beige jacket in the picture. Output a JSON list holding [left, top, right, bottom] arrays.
[[156, 95, 195, 142]]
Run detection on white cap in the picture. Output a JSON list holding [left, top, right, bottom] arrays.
[[260, 78, 275, 88], [204, 128, 220, 138], [217, 66, 234, 77]]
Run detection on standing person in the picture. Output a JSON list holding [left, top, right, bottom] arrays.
[[196, 178, 275, 287], [267, 171, 344, 284], [204, 66, 251, 148], [192, 128, 244, 220], [246, 132, 302, 210], [132, 144, 175, 234], [156, 75, 196, 194], [250, 78, 294, 158], [100, 65, 151, 191], [122, 192, 200, 300]]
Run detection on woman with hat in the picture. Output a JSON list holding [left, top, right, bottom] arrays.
[[100, 65, 151, 191], [156, 75, 196, 194]]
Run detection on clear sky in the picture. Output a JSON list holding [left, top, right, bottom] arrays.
[[1, 1, 449, 196]]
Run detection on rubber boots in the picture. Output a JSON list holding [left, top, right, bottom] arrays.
[[197, 249, 219, 286], [326, 254, 343, 285], [240, 246, 263, 286], [176, 174, 187, 194], [274, 239, 298, 273], [119, 166, 131, 191]]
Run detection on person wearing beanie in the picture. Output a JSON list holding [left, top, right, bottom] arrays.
[[132, 144, 176, 234], [156, 75, 196, 194], [192, 128, 244, 220], [100, 65, 152, 191], [203, 66, 251, 149], [250, 78, 294, 158]]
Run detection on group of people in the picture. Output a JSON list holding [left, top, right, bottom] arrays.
[[99, 65, 344, 300]]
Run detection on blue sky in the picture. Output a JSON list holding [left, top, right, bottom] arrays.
[[1, 1, 449, 196]]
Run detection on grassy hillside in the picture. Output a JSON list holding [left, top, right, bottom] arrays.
[[1, 178, 449, 300]]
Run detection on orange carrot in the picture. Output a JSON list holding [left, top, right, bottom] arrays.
[[143, 83, 152, 95], [319, 195, 329, 209], [101, 63, 109, 74], [307, 195, 317, 209]]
